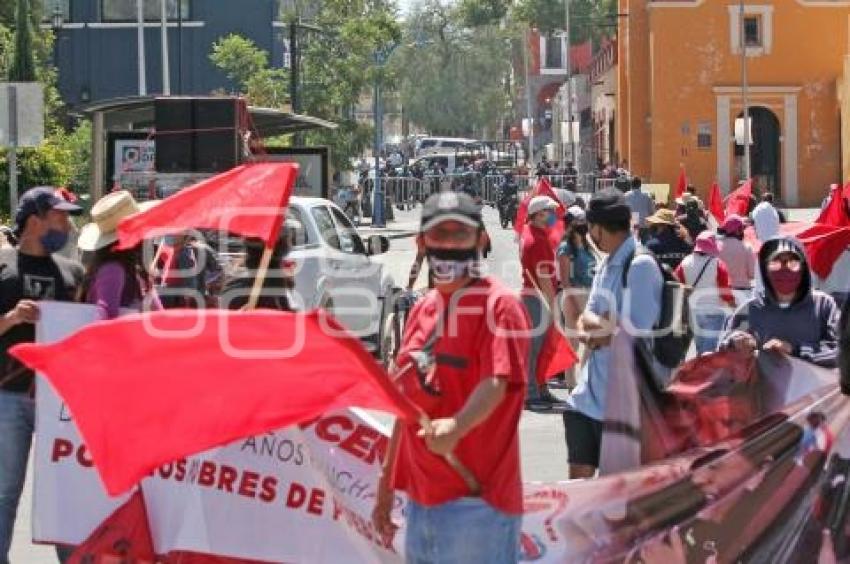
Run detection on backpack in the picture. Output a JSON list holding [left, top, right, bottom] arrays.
[[623, 249, 693, 371]]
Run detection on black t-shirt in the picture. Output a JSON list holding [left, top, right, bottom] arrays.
[[0, 249, 83, 394]]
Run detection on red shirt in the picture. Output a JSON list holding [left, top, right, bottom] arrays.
[[390, 277, 530, 514], [521, 224, 556, 290]]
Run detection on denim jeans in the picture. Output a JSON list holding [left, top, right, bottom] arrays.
[[522, 294, 550, 400], [405, 498, 521, 564], [693, 312, 727, 355], [0, 391, 35, 564]]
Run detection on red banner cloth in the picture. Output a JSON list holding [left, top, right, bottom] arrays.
[[675, 166, 687, 199], [11, 309, 417, 495], [68, 491, 156, 563], [815, 185, 850, 228], [117, 162, 298, 250], [535, 327, 578, 385], [514, 177, 566, 248], [709, 181, 726, 224], [724, 179, 753, 218]]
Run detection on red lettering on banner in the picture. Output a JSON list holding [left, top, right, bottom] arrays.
[[51, 438, 73, 462], [159, 463, 173, 479], [218, 465, 238, 493], [198, 461, 216, 487], [76, 445, 94, 468], [305, 415, 389, 466], [259, 477, 277, 503], [175, 460, 187, 482], [238, 471, 259, 498], [315, 415, 354, 442], [286, 483, 307, 508], [339, 425, 378, 460], [307, 488, 325, 516]]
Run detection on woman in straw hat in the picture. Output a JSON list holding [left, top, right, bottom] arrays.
[[77, 191, 161, 320], [644, 208, 693, 270]]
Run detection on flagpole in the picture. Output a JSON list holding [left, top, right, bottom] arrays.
[[245, 246, 274, 310], [739, 0, 751, 181]]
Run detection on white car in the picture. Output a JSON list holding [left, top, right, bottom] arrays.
[[285, 197, 398, 361]]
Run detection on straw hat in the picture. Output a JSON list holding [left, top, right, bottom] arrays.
[[78, 191, 158, 251], [646, 208, 677, 226]]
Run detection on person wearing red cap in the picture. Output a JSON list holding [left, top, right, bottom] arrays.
[[674, 232, 736, 355]]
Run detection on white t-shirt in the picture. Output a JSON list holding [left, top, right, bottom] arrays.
[[751, 202, 781, 241]]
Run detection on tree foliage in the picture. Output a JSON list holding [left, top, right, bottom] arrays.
[[297, 0, 402, 169], [395, 0, 514, 137], [9, 0, 35, 81], [209, 34, 288, 108]]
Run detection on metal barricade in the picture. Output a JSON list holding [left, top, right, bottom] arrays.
[[381, 177, 426, 210], [595, 177, 617, 192]]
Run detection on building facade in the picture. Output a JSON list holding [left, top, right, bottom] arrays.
[[590, 38, 618, 169], [618, 0, 850, 206], [43, 0, 287, 108]]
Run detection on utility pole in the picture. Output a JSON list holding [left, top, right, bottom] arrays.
[[160, 0, 170, 95], [136, 0, 146, 95], [739, 0, 751, 180], [565, 0, 574, 167], [522, 28, 534, 167], [7, 85, 18, 214], [289, 20, 299, 114]]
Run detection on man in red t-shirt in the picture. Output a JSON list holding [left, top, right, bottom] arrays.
[[520, 195, 562, 409], [373, 192, 530, 563]]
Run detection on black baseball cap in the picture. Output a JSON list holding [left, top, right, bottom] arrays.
[[14, 186, 82, 236], [586, 188, 631, 225], [420, 192, 483, 232]]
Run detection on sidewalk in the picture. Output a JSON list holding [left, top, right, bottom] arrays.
[[356, 207, 420, 240]]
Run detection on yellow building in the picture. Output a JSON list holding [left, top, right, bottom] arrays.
[[618, 0, 850, 206]]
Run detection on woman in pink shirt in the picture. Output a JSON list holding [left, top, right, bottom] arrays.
[[717, 215, 756, 291], [77, 191, 161, 320]]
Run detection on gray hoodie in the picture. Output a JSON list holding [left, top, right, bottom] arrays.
[[719, 237, 840, 367]]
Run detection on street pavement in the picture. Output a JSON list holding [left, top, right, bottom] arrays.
[[10, 200, 820, 560]]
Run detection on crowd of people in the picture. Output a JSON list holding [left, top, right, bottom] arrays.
[[2, 172, 850, 564]]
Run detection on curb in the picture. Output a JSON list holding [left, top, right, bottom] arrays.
[[358, 229, 417, 240]]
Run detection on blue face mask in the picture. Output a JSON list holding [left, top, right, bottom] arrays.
[[545, 213, 558, 228], [40, 229, 69, 253]]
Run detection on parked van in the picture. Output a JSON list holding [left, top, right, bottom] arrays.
[[414, 137, 478, 157]]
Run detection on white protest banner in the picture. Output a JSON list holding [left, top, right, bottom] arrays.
[[36, 302, 849, 562]]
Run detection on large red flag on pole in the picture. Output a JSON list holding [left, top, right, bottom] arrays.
[[725, 179, 753, 218], [117, 162, 298, 250], [11, 309, 417, 495], [675, 166, 688, 199], [708, 181, 726, 224]]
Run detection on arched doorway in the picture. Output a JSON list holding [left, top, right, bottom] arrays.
[[735, 107, 781, 198]]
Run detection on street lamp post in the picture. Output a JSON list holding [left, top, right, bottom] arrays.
[[739, 0, 751, 181], [371, 43, 398, 228]]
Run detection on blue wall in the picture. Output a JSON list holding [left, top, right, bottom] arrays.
[[54, 0, 286, 107]]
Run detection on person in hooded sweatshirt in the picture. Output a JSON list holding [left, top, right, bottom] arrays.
[[719, 236, 840, 367]]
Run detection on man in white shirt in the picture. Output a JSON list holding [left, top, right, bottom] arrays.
[[751, 192, 781, 242]]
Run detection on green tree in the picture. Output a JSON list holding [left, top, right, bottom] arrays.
[[396, 0, 514, 137], [209, 34, 288, 108], [9, 0, 36, 81], [297, 0, 402, 169]]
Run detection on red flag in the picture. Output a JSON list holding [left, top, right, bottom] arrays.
[[725, 179, 753, 218], [117, 163, 298, 250], [11, 309, 416, 495], [514, 177, 566, 247], [815, 185, 850, 228], [708, 181, 726, 224], [68, 491, 155, 564], [784, 223, 850, 279], [535, 327, 578, 386], [675, 166, 687, 199]]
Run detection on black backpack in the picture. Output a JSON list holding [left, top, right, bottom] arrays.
[[623, 249, 693, 370]]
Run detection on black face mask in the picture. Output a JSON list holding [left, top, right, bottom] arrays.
[[574, 224, 589, 236], [425, 247, 480, 283]]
